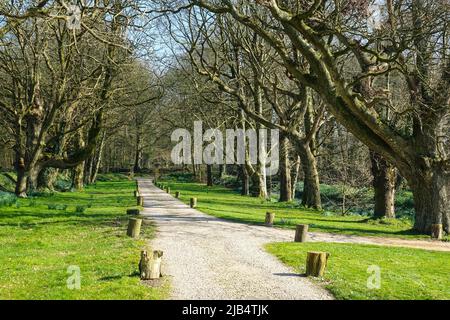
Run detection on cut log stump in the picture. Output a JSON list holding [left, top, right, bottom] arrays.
[[139, 250, 164, 280], [137, 196, 144, 206], [127, 218, 142, 238], [265, 212, 275, 227], [190, 197, 197, 208], [431, 224, 443, 240], [306, 251, 330, 277], [127, 209, 140, 216], [175, 191, 180, 198], [294, 224, 309, 242]]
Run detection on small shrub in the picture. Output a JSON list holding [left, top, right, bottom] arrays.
[[0, 192, 17, 207], [75, 205, 87, 213]]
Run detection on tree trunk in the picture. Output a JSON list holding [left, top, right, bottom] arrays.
[[240, 164, 249, 196], [279, 133, 292, 202], [72, 162, 85, 191], [410, 166, 450, 234], [291, 155, 301, 197], [206, 164, 213, 186], [37, 167, 58, 190], [15, 164, 27, 198], [90, 131, 106, 183], [370, 151, 396, 219], [133, 132, 142, 173], [27, 165, 40, 192], [219, 164, 226, 178], [297, 143, 322, 210]]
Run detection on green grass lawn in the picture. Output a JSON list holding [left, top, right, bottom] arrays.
[[160, 181, 441, 240], [266, 242, 450, 300], [0, 178, 168, 300]]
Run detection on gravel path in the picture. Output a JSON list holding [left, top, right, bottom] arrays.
[[138, 179, 333, 300], [138, 179, 450, 300]]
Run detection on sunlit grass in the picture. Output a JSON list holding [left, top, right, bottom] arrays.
[[0, 178, 168, 300], [266, 242, 450, 300], [162, 181, 436, 240]]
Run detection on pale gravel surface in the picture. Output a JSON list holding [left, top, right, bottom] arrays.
[[138, 179, 450, 300], [138, 179, 333, 300]]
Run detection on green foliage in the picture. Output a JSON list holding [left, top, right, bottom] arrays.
[[161, 172, 195, 182], [75, 205, 87, 214], [96, 173, 129, 182], [47, 204, 68, 211], [295, 182, 415, 218], [0, 179, 168, 299], [0, 192, 17, 207], [266, 242, 450, 300]]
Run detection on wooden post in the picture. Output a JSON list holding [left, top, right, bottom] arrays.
[[137, 196, 144, 206], [190, 197, 197, 208], [265, 212, 275, 226], [165, 186, 170, 194], [431, 224, 443, 240], [139, 250, 163, 280], [127, 218, 142, 238], [175, 191, 180, 198], [306, 251, 330, 277], [294, 224, 309, 242], [127, 209, 140, 216]]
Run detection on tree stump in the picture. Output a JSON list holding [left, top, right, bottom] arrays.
[[137, 196, 144, 206], [190, 197, 197, 208], [431, 224, 443, 240], [139, 250, 163, 280], [265, 212, 275, 226], [175, 191, 180, 198], [294, 224, 309, 242], [127, 209, 140, 216], [127, 218, 142, 238], [306, 251, 330, 277]]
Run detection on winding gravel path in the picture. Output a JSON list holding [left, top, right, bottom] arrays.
[[138, 179, 450, 300], [138, 179, 333, 300]]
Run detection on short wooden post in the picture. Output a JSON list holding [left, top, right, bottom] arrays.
[[306, 251, 330, 277], [294, 224, 309, 242], [127, 209, 140, 216], [137, 196, 144, 206], [265, 212, 275, 226], [165, 186, 170, 194], [139, 250, 163, 280], [431, 224, 443, 240], [127, 218, 142, 238], [190, 197, 197, 208], [175, 191, 180, 198]]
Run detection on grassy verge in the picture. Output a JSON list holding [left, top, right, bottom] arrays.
[[265, 242, 450, 300], [0, 178, 168, 300], [159, 180, 442, 240]]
